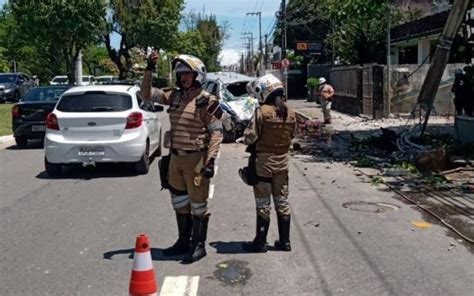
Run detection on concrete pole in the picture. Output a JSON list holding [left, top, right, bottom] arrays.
[[386, 2, 391, 118], [419, 0, 470, 137], [75, 50, 83, 86]]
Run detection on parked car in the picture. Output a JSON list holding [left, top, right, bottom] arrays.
[[95, 75, 119, 85], [49, 75, 68, 85], [81, 75, 95, 86], [49, 75, 95, 85], [44, 84, 163, 176], [12, 85, 71, 147], [0, 72, 35, 103], [204, 72, 257, 142]]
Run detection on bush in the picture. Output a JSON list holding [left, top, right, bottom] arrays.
[[307, 77, 319, 90]]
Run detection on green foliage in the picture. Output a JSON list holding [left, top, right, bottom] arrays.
[[393, 161, 420, 175], [175, 30, 206, 58], [104, 0, 184, 79], [0, 103, 12, 136], [179, 11, 229, 72], [371, 175, 384, 186], [9, 0, 107, 83], [82, 45, 116, 76], [307, 77, 319, 89]]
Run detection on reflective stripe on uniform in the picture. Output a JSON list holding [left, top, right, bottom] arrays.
[[191, 202, 208, 216], [255, 197, 271, 209], [171, 193, 190, 209]]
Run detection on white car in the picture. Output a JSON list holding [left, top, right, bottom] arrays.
[[44, 85, 163, 176], [49, 75, 68, 85]]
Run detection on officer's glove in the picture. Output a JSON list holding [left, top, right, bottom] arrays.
[[146, 51, 158, 71], [236, 137, 245, 144], [201, 157, 215, 179]]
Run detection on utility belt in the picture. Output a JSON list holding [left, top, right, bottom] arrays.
[[170, 148, 205, 156]]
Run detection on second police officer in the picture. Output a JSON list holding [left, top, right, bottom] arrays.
[[239, 74, 297, 253]]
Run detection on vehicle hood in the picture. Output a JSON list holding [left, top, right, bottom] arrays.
[[222, 96, 258, 121], [0, 83, 15, 89]]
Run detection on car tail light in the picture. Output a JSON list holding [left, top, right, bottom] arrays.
[[46, 113, 59, 130], [126, 112, 143, 129], [12, 105, 21, 118]]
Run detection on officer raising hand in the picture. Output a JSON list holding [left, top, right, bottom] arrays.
[[141, 52, 223, 263]]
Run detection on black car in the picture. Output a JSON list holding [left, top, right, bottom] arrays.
[[12, 85, 71, 147]]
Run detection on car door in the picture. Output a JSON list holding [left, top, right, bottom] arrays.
[[136, 91, 159, 152]]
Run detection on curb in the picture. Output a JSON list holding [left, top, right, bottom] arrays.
[[0, 135, 15, 150]]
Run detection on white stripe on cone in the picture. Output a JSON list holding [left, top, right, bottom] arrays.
[[132, 252, 153, 271]]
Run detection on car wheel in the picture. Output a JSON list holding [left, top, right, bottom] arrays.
[[13, 91, 20, 102], [15, 136, 28, 148], [45, 158, 61, 177], [135, 141, 150, 175]]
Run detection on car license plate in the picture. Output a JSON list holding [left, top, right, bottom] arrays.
[[78, 147, 105, 156], [32, 125, 46, 132]]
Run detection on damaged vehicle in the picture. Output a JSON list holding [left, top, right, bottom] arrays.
[[204, 72, 257, 142]]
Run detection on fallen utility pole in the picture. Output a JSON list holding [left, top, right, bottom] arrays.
[[419, 0, 471, 138]]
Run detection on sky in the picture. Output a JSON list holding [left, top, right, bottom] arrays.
[[0, 0, 281, 66], [183, 0, 281, 65]]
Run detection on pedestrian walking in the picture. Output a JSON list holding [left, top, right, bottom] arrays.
[[315, 77, 335, 124], [239, 74, 296, 253], [141, 51, 224, 263]]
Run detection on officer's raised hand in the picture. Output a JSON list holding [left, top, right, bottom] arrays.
[[201, 158, 215, 179], [146, 50, 159, 71]]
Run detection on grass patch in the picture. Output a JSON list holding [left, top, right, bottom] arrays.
[[0, 103, 13, 136]]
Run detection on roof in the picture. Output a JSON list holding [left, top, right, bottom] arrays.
[[64, 84, 138, 95], [206, 72, 254, 85], [391, 10, 450, 44]]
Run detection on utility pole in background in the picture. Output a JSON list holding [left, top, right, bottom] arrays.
[[247, 12, 263, 76], [242, 32, 255, 76], [264, 34, 268, 72], [280, 0, 288, 100], [419, 0, 471, 138], [386, 1, 392, 118]]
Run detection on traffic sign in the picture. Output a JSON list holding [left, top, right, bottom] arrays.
[[281, 58, 290, 68]]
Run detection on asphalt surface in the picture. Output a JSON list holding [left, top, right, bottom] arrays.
[[1, 108, 473, 295]]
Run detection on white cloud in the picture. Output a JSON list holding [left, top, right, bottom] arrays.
[[219, 49, 241, 66]]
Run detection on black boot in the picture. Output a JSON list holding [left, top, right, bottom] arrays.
[[182, 215, 209, 263], [243, 215, 270, 253], [162, 213, 192, 256], [274, 214, 291, 251]]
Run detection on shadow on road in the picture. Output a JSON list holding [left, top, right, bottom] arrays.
[[103, 248, 182, 262], [6, 139, 44, 150], [209, 241, 278, 254], [35, 162, 156, 180]]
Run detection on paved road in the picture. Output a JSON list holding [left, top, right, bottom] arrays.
[[1, 110, 473, 295]]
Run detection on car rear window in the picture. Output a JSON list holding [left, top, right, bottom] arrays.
[[56, 91, 132, 112], [23, 87, 69, 102]]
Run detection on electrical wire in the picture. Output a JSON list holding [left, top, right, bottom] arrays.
[[354, 168, 474, 244]]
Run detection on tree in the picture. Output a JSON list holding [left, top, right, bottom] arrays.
[[104, 0, 184, 79], [10, 0, 107, 83], [82, 45, 118, 76], [180, 11, 229, 72]]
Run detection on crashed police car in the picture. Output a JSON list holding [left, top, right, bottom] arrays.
[[203, 72, 257, 142]]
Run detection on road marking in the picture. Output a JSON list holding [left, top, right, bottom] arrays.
[[160, 276, 199, 296], [209, 184, 215, 199]]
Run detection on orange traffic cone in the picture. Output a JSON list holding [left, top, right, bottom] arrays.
[[129, 234, 158, 296]]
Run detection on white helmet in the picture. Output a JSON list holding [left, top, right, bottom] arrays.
[[172, 54, 207, 86], [318, 77, 327, 85], [250, 74, 284, 104]]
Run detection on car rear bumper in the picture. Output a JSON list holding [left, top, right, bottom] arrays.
[[13, 121, 47, 139], [44, 130, 147, 164]]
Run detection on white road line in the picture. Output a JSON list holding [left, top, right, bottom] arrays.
[[209, 184, 215, 199], [160, 276, 199, 296]]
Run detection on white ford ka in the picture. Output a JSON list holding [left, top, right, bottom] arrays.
[[44, 85, 163, 176]]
